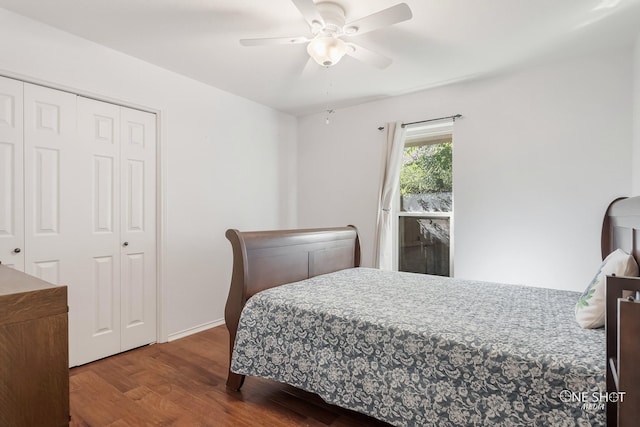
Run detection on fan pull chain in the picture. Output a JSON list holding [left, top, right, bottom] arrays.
[[324, 67, 334, 125], [325, 109, 335, 125]]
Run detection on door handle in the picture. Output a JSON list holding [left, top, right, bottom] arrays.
[[122, 242, 129, 247], [13, 248, 21, 254]]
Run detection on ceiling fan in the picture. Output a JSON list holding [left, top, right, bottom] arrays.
[[240, 0, 413, 69]]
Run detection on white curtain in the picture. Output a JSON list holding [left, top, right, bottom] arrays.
[[374, 121, 406, 270]]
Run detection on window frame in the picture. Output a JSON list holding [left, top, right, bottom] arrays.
[[393, 121, 454, 275]]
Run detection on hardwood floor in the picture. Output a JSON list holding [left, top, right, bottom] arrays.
[[69, 325, 390, 426]]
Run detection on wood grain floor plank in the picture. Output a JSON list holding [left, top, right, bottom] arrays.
[[69, 325, 390, 426]]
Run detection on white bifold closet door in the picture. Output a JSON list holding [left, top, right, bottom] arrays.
[[15, 80, 157, 367], [0, 77, 24, 270], [72, 96, 157, 366], [24, 83, 80, 288]]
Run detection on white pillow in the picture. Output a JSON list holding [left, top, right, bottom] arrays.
[[575, 249, 639, 329]]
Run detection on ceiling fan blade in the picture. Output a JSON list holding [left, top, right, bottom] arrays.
[[240, 36, 310, 46], [346, 43, 393, 69], [291, 0, 325, 28], [343, 3, 412, 35]]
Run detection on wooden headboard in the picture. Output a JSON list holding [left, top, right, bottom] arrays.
[[602, 196, 640, 425], [224, 225, 361, 390], [602, 196, 640, 265]]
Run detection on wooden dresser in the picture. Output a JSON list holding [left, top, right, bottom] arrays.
[[0, 265, 69, 427]]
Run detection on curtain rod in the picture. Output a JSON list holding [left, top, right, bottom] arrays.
[[377, 114, 462, 131], [401, 114, 462, 128]]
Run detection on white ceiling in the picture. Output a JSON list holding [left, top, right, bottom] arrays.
[[1, 0, 639, 115]]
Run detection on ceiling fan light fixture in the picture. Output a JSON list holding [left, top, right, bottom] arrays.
[[307, 36, 347, 66]]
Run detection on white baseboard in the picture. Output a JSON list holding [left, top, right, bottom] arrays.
[[167, 318, 225, 342]]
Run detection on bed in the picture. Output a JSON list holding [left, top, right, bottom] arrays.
[[224, 197, 640, 426]]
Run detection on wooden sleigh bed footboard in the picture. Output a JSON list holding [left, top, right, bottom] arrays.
[[224, 226, 361, 391], [605, 275, 640, 426], [602, 196, 640, 426]]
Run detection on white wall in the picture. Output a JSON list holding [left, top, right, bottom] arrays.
[[298, 48, 633, 292], [633, 33, 640, 195], [0, 8, 297, 339]]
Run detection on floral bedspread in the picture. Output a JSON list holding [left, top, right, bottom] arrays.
[[231, 268, 605, 426]]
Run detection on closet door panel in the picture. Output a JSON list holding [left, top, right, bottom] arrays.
[[24, 84, 81, 282], [0, 76, 24, 270], [120, 107, 156, 351], [24, 83, 84, 364], [74, 96, 122, 366], [33, 259, 60, 284], [34, 147, 59, 234]]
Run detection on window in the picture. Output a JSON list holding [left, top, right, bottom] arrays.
[[394, 121, 453, 276]]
